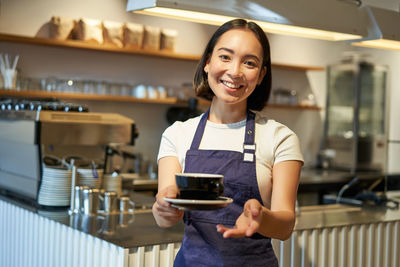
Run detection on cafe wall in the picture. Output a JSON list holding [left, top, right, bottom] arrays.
[[1, 0, 400, 171]]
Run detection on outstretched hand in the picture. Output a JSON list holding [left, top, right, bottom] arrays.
[[216, 199, 263, 238]]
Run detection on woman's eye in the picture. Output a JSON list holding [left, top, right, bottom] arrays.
[[244, 61, 257, 67], [219, 55, 230, 61]]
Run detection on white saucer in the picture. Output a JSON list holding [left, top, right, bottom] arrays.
[[164, 196, 233, 210]]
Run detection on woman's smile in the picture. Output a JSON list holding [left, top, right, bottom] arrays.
[[221, 80, 243, 90]]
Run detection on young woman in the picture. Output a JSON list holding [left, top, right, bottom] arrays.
[[153, 19, 303, 266]]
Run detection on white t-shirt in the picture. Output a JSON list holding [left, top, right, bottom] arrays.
[[157, 112, 304, 208]]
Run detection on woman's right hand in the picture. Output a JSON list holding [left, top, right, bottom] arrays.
[[152, 185, 184, 228]]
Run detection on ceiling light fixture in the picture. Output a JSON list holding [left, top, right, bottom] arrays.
[[352, 39, 400, 51], [126, 0, 364, 41], [349, 5, 400, 52]]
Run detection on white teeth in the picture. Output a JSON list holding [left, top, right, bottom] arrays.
[[222, 80, 240, 89]]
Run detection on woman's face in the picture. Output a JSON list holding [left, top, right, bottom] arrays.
[[204, 28, 266, 107]]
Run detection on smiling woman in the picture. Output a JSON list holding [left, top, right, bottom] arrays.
[[153, 18, 303, 267]]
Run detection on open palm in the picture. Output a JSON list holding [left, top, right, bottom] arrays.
[[217, 199, 263, 238]]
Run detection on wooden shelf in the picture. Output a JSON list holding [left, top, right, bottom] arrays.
[[0, 89, 180, 105], [0, 33, 325, 71], [268, 103, 321, 110], [0, 89, 321, 110], [271, 63, 324, 71], [0, 33, 200, 61]]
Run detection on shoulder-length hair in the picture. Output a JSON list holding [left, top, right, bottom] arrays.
[[193, 19, 272, 111]]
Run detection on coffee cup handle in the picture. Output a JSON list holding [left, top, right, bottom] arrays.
[[128, 200, 135, 209], [96, 215, 106, 234], [127, 214, 135, 224], [98, 194, 105, 212]]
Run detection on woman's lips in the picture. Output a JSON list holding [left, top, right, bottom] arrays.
[[221, 80, 243, 91]]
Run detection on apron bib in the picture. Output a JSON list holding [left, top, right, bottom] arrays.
[[174, 110, 278, 267]]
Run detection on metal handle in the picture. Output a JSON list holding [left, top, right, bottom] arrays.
[[68, 161, 77, 214], [119, 196, 135, 212]]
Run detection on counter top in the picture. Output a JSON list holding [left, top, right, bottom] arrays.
[[298, 168, 400, 197], [0, 191, 184, 251], [299, 168, 398, 185], [295, 202, 400, 231], [300, 168, 351, 184], [1, 189, 400, 250]]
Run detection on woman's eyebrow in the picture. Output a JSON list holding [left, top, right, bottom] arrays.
[[217, 47, 234, 54], [217, 47, 261, 62]]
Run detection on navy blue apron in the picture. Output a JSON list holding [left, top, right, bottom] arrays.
[[174, 110, 278, 267]]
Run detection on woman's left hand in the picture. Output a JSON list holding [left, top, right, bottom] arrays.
[[216, 199, 263, 238]]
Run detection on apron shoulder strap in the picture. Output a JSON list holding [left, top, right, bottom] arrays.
[[243, 110, 256, 162], [190, 109, 209, 150]]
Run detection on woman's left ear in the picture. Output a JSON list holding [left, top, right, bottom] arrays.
[[257, 66, 267, 85], [204, 65, 209, 74]]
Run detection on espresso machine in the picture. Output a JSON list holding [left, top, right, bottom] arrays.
[[0, 99, 138, 202], [319, 55, 388, 174]]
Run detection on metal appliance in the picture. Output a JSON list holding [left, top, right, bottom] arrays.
[[0, 100, 138, 201], [319, 55, 388, 173]]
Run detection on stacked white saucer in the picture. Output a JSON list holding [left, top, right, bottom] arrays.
[[38, 165, 72, 207], [77, 168, 103, 189]]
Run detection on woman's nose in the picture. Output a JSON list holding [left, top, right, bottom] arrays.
[[228, 61, 242, 77]]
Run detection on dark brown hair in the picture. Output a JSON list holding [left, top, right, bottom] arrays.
[[193, 19, 272, 111]]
